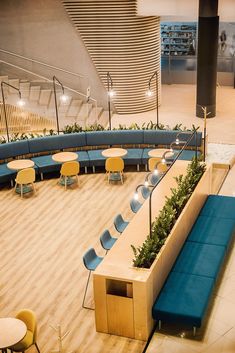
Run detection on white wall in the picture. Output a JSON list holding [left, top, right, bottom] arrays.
[[137, 0, 235, 21], [0, 0, 107, 107]]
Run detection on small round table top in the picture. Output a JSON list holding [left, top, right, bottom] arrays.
[[52, 152, 78, 163], [148, 148, 174, 158], [7, 159, 35, 171], [102, 148, 127, 158], [0, 318, 27, 349]]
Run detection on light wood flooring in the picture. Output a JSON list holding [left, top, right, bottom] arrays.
[[0, 170, 147, 353]]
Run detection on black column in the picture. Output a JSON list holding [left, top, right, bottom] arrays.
[[196, 0, 219, 118]]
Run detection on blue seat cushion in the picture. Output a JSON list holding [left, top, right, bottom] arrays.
[[123, 149, 143, 165], [75, 151, 90, 167], [171, 149, 201, 161], [188, 215, 235, 248], [172, 242, 226, 279], [200, 195, 235, 220], [31, 155, 61, 174], [0, 163, 16, 184], [142, 148, 153, 165], [87, 150, 106, 167], [152, 272, 214, 327]]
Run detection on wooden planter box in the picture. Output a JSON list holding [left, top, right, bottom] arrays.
[[93, 161, 213, 340]]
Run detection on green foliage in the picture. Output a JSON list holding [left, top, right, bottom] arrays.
[[0, 122, 199, 143], [131, 158, 206, 269]]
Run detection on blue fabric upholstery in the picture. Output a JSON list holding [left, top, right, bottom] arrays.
[[0, 163, 16, 184], [28, 136, 62, 153], [100, 230, 117, 251], [188, 215, 235, 248], [172, 242, 226, 279], [31, 155, 61, 174], [83, 248, 103, 271], [143, 130, 177, 145], [86, 130, 143, 146], [87, 150, 106, 167], [130, 198, 142, 213], [152, 272, 214, 327], [171, 149, 201, 161], [141, 148, 153, 165], [0, 140, 30, 160], [60, 133, 87, 149], [123, 148, 143, 165], [114, 214, 129, 233], [75, 151, 90, 167], [199, 195, 235, 220]]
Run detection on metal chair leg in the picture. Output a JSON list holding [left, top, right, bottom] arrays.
[[35, 342, 41, 353], [82, 271, 94, 310]]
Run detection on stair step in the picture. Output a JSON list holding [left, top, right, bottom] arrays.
[[8, 79, 20, 91], [66, 99, 83, 117], [86, 106, 103, 125], [29, 86, 41, 101], [98, 110, 110, 128], [77, 103, 93, 119], [39, 89, 52, 106], [19, 81, 30, 98]]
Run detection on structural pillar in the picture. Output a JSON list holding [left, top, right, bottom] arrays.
[[196, 0, 219, 118]]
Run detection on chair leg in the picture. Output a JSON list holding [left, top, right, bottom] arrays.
[[32, 182, 36, 194], [92, 166, 95, 173], [10, 179, 14, 188], [85, 166, 88, 174], [14, 182, 17, 192], [65, 176, 67, 190], [35, 342, 41, 353], [20, 184, 23, 198], [40, 173, 43, 181], [82, 271, 94, 310], [121, 172, 124, 184]]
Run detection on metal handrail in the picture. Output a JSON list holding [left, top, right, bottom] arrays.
[[0, 48, 85, 79]]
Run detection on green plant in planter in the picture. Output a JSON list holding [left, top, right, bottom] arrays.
[[131, 158, 206, 268]]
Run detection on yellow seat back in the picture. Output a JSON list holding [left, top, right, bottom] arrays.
[[105, 157, 124, 172], [157, 162, 168, 174], [60, 161, 80, 176], [16, 309, 37, 343], [16, 168, 35, 185], [148, 157, 161, 172]]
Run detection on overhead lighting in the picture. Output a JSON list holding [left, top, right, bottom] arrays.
[[60, 94, 69, 104], [108, 89, 115, 98], [134, 192, 139, 200], [146, 89, 153, 97], [144, 180, 149, 187], [17, 99, 25, 107]]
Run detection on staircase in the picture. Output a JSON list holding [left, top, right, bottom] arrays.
[[0, 74, 109, 133]]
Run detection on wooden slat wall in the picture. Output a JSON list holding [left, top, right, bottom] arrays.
[[62, 0, 161, 114]]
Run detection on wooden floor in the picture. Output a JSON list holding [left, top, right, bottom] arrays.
[[0, 170, 147, 353]]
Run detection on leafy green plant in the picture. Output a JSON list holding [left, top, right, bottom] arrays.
[[131, 158, 206, 268]]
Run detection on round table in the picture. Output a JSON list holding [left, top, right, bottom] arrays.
[[148, 148, 174, 158], [0, 318, 27, 350], [7, 159, 35, 171], [52, 152, 78, 163], [102, 148, 127, 158]]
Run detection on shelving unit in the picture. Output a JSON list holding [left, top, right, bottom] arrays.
[[161, 23, 197, 56]]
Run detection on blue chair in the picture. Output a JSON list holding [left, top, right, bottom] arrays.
[[82, 248, 103, 309], [141, 186, 151, 199], [130, 198, 142, 213], [100, 230, 117, 253], [114, 214, 129, 234], [150, 173, 160, 186]]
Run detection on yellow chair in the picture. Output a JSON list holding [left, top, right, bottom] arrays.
[[105, 157, 124, 184], [60, 161, 80, 190], [15, 168, 36, 198], [10, 309, 40, 353], [148, 157, 161, 172], [157, 162, 168, 174]]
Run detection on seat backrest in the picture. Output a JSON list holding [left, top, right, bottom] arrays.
[[83, 248, 97, 270], [100, 229, 111, 247], [141, 186, 150, 199], [148, 157, 161, 172], [16, 168, 35, 184], [130, 199, 141, 213], [105, 157, 124, 172], [16, 309, 37, 342], [60, 161, 80, 176], [157, 162, 168, 174]]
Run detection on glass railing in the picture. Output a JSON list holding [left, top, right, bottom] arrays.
[[0, 55, 99, 136]]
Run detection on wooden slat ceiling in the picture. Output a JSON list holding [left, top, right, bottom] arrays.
[[62, 0, 160, 114]]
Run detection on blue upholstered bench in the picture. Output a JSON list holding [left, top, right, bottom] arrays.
[[152, 195, 235, 334], [0, 129, 203, 185]]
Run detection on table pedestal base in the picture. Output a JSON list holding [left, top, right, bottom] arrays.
[[15, 185, 33, 194], [110, 173, 121, 181], [59, 176, 76, 186]]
